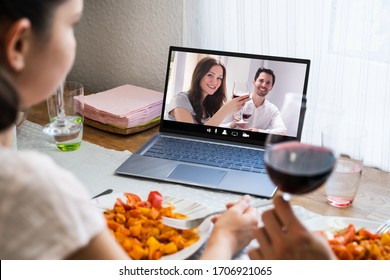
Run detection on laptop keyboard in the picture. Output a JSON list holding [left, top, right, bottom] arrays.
[[143, 137, 266, 173]]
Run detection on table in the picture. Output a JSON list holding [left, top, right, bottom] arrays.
[[27, 101, 390, 223]]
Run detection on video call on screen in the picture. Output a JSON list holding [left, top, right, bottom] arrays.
[[162, 48, 310, 144]]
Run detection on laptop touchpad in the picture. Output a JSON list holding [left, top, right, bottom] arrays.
[[167, 164, 227, 185]]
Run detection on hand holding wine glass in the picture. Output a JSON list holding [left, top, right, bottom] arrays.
[[250, 98, 337, 260], [251, 136, 337, 260]]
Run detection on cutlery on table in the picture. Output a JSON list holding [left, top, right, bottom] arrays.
[[376, 219, 390, 234], [162, 200, 273, 230], [91, 188, 113, 200]]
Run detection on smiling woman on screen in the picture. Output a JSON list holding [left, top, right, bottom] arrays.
[[166, 57, 249, 126]]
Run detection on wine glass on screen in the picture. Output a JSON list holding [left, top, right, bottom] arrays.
[[232, 81, 249, 123], [241, 101, 254, 124]]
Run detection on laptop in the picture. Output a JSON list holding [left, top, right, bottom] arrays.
[[115, 46, 310, 198]]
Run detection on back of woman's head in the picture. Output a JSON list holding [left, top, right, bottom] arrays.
[[0, 0, 67, 38], [0, 0, 67, 131]]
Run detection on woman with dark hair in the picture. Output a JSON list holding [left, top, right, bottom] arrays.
[[166, 57, 249, 126], [0, 0, 259, 260], [0, 0, 134, 260], [0, 71, 18, 147]]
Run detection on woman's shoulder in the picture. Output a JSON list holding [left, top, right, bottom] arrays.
[[0, 149, 53, 171], [176, 91, 190, 97], [168, 91, 193, 111], [0, 149, 89, 198], [0, 149, 105, 259], [174, 91, 190, 101], [1, 149, 61, 178]]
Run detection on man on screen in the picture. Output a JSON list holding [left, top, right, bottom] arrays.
[[224, 67, 287, 135]]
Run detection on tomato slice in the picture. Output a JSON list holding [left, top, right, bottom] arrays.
[[147, 191, 163, 209], [123, 192, 142, 209], [114, 198, 132, 211], [333, 224, 356, 245], [357, 228, 378, 240]]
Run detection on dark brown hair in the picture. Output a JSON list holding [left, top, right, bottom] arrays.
[[0, 70, 18, 130], [0, 0, 67, 131], [0, 0, 67, 38], [188, 57, 227, 124], [254, 67, 276, 86]]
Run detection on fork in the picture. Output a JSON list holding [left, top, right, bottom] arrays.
[[162, 200, 273, 230], [376, 219, 390, 234]]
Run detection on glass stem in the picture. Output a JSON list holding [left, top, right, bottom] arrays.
[[55, 83, 66, 126]]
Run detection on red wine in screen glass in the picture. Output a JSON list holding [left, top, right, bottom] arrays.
[[264, 141, 336, 194], [232, 81, 250, 123], [242, 113, 252, 120], [241, 102, 254, 122]]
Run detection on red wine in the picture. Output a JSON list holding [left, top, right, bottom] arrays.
[[242, 113, 252, 120], [264, 142, 336, 194], [232, 93, 249, 99]]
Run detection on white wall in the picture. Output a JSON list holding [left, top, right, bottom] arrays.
[[68, 0, 183, 93]]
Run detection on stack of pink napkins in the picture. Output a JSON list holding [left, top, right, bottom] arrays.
[[83, 84, 163, 128]]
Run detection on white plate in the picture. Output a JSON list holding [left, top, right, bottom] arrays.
[[94, 193, 212, 260], [304, 216, 380, 232]]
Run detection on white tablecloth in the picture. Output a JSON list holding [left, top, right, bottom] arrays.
[[17, 121, 320, 259]]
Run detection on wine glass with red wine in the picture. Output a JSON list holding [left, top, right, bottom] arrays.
[[264, 133, 336, 195], [241, 101, 254, 124], [232, 81, 249, 123]]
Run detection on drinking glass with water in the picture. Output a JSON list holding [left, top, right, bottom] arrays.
[[43, 81, 84, 151], [321, 124, 367, 207]]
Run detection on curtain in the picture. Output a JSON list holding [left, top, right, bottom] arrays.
[[183, 0, 390, 172]]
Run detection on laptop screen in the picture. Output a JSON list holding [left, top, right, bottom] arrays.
[[161, 46, 310, 146]]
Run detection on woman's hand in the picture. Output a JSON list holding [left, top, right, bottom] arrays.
[[206, 95, 250, 126], [200, 195, 258, 259], [207, 95, 249, 126], [230, 116, 246, 129], [223, 95, 250, 114], [248, 195, 336, 260]]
